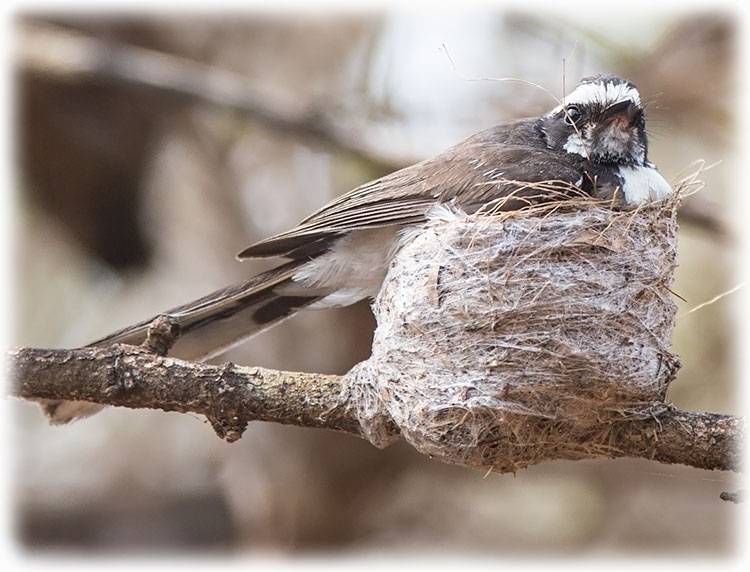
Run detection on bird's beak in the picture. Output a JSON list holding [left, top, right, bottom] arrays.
[[602, 100, 639, 125]]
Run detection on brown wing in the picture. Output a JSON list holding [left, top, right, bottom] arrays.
[[238, 122, 586, 260], [237, 164, 435, 258]]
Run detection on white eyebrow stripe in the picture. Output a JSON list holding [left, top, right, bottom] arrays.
[[549, 81, 641, 115]]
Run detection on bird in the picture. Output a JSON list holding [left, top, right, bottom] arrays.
[[40, 73, 673, 423]]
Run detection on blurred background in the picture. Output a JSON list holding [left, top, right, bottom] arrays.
[[8, 3, 744, 556]]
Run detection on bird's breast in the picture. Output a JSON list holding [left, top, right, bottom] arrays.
[[617, 165, 673, 205]]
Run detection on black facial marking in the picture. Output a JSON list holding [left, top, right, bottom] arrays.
[[540, 76, 649, 167]]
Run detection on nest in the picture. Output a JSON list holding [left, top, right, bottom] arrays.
[[349, 180, 693, 473]]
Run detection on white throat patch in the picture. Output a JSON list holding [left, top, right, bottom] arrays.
[[618, 165, 673, 205]]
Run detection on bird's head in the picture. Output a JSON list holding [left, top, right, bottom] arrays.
[[541, 74, 649, 166]]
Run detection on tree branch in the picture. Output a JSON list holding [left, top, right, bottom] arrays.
[[6, 344, 743, 473], [603, 409, 743, 472], [8, 344, 389, 443]]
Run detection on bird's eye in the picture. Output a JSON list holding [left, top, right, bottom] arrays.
[[564, 105, 581, 125]]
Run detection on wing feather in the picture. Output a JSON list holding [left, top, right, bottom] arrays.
[[239, 122, 587, 259]]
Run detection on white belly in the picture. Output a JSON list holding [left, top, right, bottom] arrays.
[[279, 226, 400, 308]]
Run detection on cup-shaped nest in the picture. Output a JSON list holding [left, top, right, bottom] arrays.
[[351, 185, 683, 473]]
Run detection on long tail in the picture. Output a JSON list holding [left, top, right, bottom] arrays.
[[90, 259, 320, 360], [40, 259, 321, 424]]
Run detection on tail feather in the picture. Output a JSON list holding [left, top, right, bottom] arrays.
[[40, 259, 321, 423], [89, 259, 319, 360]]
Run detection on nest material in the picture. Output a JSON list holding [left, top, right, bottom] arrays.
[[350, 191, 682, 473]]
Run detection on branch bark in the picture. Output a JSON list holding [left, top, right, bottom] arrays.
[[6, 344, 743, 473], [7, 344, 384, 443]]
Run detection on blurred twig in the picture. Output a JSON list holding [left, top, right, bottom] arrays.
[[7, 344, 744, 475], [15, 21, 732, 241], [719, 490, 744, 504], [15, 20, 404, 173], [16, 21, 733, 240], [676, 196, 733, 241]]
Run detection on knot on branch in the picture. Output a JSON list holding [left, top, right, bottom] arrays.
[[143, 314, 181, 356], [102, 352, 136, 395], [204, 362, 249, 443]]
